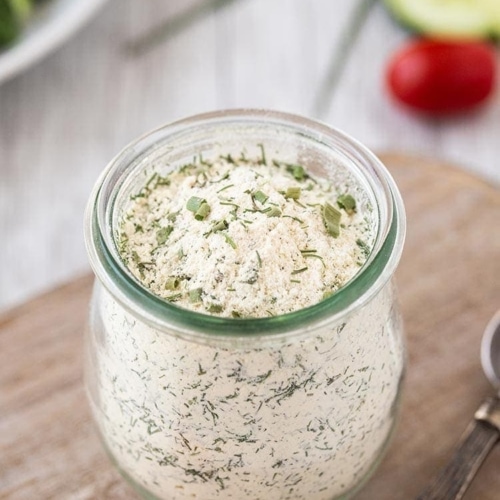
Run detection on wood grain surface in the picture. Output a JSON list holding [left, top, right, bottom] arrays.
[[1, 155, 500, 500]]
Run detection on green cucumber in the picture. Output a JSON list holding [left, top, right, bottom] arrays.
[[384, 0, 500, 39], [0, 0, 33, 46]]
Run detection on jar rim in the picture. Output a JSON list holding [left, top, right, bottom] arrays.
[[84, 109, 406, 340]]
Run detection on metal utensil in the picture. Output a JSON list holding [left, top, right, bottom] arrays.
[[417, 312, 500, 500]]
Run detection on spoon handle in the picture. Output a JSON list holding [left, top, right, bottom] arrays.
[[417, 396, 500, 500]]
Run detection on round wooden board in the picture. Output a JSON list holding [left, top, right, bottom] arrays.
[[1, 153, 500, 500]]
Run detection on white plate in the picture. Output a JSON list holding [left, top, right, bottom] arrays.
[[0, 0, 107, 84]]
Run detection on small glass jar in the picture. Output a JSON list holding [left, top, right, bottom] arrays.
[[84, 110, 406, 500]]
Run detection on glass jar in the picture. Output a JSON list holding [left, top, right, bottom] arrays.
[[84, 110, 406, 500]]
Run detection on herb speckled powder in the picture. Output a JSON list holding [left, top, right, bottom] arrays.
[[85, 111, 406, 500], [92, 282, 403, 500], [117, 153, 373, 317]]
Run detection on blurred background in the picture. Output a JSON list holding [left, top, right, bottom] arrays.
[[1, 0, 499, 313]]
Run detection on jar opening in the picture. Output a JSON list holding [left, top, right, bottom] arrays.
[[85, 109, 405, 339]]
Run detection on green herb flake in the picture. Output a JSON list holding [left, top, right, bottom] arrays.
[[266, 206, 282, 218], [322, 202, 342, 238], [189, 288, 203, 303], [212, 219, 229, 232], [165, 277, 180, 291], [285, 187, 301, 199], [223, 233, 237, 249], [220, 201, 239, 209], [155, 174, 170, 187], [253, 190, 268, 204], [156, 225, 173, 245], [337, 194, 357, 214], [131, 250, 141, 264], [282, 214, 304, 224], [258, 143, 267, 165], [303, 253, 325, 267], [291, 267, 308, 275], [207, 303, 224, 313], [166, 293, 182, 302], [222, 154, 235, 164], [286, 164, 307, 181], [356, 239, 371, 258], [210, 171, 230, 184], [195, 202, 211, 221], [217, 184, 234, 193], [186, 196, 205, 213]]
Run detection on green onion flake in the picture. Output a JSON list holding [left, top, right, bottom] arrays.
[[285, 187, 301, 200], [195, 202, 211, 221], [189, 288, 203, 303], [323, 202, 341, 238], [253, 190, 269, 204], [165, 277, 180, 290], [286, 164, 307, 181], [186, 196, 205, 213], [266, 206, 282, 218], [337, 194, 356, 214]]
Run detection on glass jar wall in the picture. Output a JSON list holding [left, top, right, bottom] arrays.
[[84, 110, 406, 500]]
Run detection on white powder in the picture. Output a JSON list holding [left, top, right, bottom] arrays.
[[118, 153, 373, 317]]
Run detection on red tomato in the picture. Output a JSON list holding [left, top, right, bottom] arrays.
[[386, 39, 496, 114]]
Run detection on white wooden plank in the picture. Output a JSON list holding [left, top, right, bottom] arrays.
[[0, 0, 218, 311], [321, 2, 500, 185], [214, 0, 358, 113]]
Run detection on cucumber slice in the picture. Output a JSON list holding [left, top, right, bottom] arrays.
[[384, 0, 500, 39]]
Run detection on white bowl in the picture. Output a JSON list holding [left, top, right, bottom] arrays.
[[0, 0, 107, 84]]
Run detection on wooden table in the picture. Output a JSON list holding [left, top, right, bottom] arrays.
[[1, 155, 500, 499], [0, 0, 499, 313]]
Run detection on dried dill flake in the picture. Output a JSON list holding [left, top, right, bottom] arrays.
[[117, 149, 374, 317], [356, 239, 371, 258]]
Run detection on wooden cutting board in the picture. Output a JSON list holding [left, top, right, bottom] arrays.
[[1, 154, 500, 500]]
